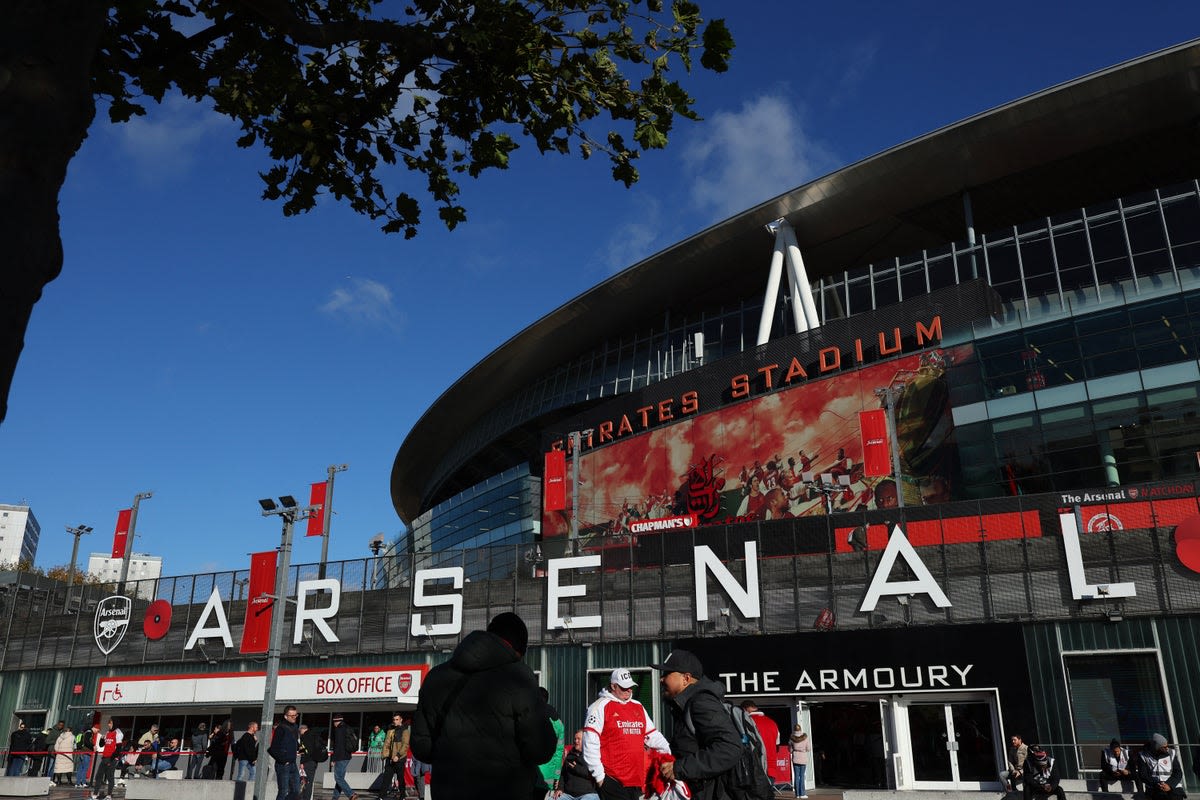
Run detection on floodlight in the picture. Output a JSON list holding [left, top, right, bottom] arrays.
[[258, 498, 277, 512], [279, 495, 298, 509]]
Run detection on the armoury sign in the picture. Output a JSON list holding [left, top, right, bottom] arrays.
[[91, 502, 1200, 655]]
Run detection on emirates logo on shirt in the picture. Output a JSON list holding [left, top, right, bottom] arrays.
[[615, 720, 644, 734]]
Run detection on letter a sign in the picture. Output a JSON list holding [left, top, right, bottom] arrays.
[[94, 595, 132, 655]]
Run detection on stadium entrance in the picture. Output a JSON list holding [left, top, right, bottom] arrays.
[[807, 699, 887, 790]]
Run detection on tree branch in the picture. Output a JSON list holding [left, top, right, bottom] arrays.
[[233, 0, 442, 67]]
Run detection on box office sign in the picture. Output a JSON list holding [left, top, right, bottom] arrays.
[[96, 665, 424, 707]]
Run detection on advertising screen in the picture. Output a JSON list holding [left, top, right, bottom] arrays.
[[543, 348, 964, 542]]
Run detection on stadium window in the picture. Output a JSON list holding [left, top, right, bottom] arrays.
[[927, 253, 956, 292], [1124, 204, 1171, 278], [983, 237, 1022, 305], [975, 331, 1026, 398], [847, 276, 872, 316], [1088, 216, 1134, 288], [1163, 193, 1200, 271], [898, 257, 926, 300], [872, 262, 899, 308], [1076, 308, 1134, 379], [1130, 297, 1191, 367], [1063, 652, 1170, 760]]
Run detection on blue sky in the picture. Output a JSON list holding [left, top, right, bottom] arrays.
[[1, 2, 1197, 577]]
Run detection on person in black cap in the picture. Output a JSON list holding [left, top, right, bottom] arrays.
[[1022, 745, 1065, 800], [1099, 738, 1132, 790], [329, 714, 358, 800], [650, 649, 742, 800], [1137, 734, 1185, 799], [411, 611, 556, 800]]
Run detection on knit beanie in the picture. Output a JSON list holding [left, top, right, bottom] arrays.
[[487, 612, 529, 655]]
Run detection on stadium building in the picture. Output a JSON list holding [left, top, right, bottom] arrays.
[[2, 39, 1200, 795]]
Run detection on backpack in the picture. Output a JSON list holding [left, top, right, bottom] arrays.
[[684, 699, 775, 800]]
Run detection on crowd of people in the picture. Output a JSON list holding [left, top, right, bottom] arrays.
[[8, 612, 1199, 800], [387, 611, 774, 800], [1004, 731, 1195, 799]]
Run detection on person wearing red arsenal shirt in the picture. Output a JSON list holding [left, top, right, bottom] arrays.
[[582, 668, 670, 800]]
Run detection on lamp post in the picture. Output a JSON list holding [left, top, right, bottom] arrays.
[[873, 385, 907, 508], [801, 472, 851, 515], [568, 430, 593, 551], [318, 463, 349, 579], [253, 494, 319, 800], [369, 533, 385, 589], [64, 524, 92, 612], [117, 490, 153, 593]]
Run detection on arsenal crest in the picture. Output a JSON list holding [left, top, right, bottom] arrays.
[[397, 673, 413, 694], [94, 595, 132, 655]]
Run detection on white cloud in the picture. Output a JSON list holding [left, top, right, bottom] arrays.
[[110, 93, 234, 181], [598, 197, 668, 274], [682, 94, 835, 222], [826, 39, 879, 108], [319, 277, 405, 329]]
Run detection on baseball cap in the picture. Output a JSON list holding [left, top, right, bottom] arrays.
[[610, 668, 638, 689], [651, 648, 705, 677]]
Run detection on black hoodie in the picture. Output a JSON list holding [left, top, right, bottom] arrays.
[[411, 629, 556, 800]]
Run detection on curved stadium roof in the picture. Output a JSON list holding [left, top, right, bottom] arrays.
[[392, 38, 1200, 526]]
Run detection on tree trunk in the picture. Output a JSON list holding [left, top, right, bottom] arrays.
[[0, 1, 106, 423]]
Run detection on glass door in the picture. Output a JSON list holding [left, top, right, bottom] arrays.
[[907, 700, 998, 789]]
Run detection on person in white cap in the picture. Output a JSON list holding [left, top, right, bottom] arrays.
[[582, 668, 670, 800]]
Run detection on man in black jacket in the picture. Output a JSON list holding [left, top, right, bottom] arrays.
[[652, 649, 742, 800], [558, 730, 600, 800], [7, 721, 31, 776], [233, 722, 259, 782], [299, 722, 326, 800], [411, 612, 556, 800], [267, 706, 301, 800], [187, 722, 207, 780], [329, 715, 358, 800], [1023, 746, 1066, 800]]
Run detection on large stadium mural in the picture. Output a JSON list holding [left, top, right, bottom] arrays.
[[543, 345, 972, 540]]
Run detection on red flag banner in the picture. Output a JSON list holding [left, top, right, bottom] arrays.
[[860, 409, 891, 477], [240, 551, 278, 654], [111, 508, 132, 559], [306, 482, 327, 537], [544, 451, 567, 512]]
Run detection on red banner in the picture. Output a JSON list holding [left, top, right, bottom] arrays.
[[306, 482, 327, 537], [111, 508, 132, 559], [859, 409, 891, 477], [544, 451, 567, 512], [240, 551, 277, 654]]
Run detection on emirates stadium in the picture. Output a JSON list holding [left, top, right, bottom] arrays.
[[1, 39, 1200, 797]]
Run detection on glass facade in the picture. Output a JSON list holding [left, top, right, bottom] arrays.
[[397, 465, 539, 577], [421, 178, 1200, 559]]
